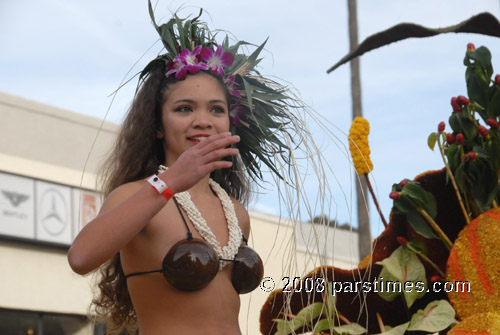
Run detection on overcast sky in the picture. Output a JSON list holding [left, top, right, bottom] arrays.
[[2, 0, 500, 237]]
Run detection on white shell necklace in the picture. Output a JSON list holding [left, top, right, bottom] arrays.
[[158, 165, 242, 269]]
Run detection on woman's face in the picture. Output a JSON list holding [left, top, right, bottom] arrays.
[[159, 73, 230, 166]]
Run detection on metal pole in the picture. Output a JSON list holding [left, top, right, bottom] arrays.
[[37, 314, 43, 335], [347, 0, 372, 259]]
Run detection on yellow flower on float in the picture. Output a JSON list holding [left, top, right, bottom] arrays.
[[348, 116, 374, 175]]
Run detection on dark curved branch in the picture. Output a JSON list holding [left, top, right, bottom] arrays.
[[327, 12, 500, 74]]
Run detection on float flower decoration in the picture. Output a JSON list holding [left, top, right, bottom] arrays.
[[348, 116, 373, 175], [428, 43, 500, 219], [348, 116, 388, 227]]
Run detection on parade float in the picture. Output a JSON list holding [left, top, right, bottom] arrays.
[[260, 13, 500, 335]]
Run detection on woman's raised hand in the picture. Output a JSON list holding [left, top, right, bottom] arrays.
[[160, 132, 240, 193]]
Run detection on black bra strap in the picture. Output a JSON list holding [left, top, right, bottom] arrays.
[[172, 196, 193, 240], [125, 269, 162, 279], [126, 197, 201, 280]]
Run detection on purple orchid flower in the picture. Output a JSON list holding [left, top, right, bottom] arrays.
[[201, 45, 234, 77], [167, 46, 208, 80], [229, 100, 247, 127], [224, 75, 241, 98]]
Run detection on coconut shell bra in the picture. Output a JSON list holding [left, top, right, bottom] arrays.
[[125, 197, 263, 294]]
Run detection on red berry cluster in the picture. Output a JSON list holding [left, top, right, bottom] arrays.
[[396, 236, 409, 246], [389, 191, 400, 199], [478, 125, 489, 137], [463, 151, 477, 163], [450, 97, 461, 112], [430, 275, 442, 283], [487, 118, 499, 129], [495, 74, 500, 86], [467, 43, 476, 52], [457, 95, 470, 106], [437, 121, 445, 133], [450, 95, 470, 113]]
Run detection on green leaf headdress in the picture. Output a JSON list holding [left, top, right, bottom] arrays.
[[140, 2, 307, 185]]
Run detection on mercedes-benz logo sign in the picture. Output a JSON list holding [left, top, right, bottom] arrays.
[[40, 189, 68, 236]]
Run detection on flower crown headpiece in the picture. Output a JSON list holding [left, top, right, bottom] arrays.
[[140, 3, 304, 184]]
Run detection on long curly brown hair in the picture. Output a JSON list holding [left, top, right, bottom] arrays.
[[91, 62, 251, 333]]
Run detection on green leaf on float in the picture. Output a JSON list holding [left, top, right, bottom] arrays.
[[424, 191, 438, 218], [488, 88, 500, 118], [463, 117, 479, 140], [407, 300, 458, 332], [445, 144, 461, 172], [441, 131, 447, 144], [311, 318, 330, 334], [485, 140, 500, 170], [393, 195, 414, 214], [448, 112, 463, 134], [474, 145, 489, 158], [474, 104, 490, 122], [376, 246, 427, 308], [402, 183, 428, 207], [406, 208, 438, 239], [391, 182, 403, 192], [273, 302, 325, 335], [312, 319, 366, 335], [466, 66, 490, 107], [273, 309, 313, 335], [371, 322, 410, 335], [325, 280, 337, 319], [332, 323, 366, 335], [469, 46, 494, 78], [454, 165, 466, 193], [427, 132, 438, 150], [273, 319, 293, 335], [409, 237, 427, 254], [470, 159, 499, 211], [449, 112, 478, 139], [295, 302, 324, 327]]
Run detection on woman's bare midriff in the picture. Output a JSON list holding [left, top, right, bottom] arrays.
[[127, 268, 241, 335], [120, 190, 243, 335]]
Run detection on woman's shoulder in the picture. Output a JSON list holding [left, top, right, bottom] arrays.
[[230, 198, 248, 216], [230, 198, 250, 236], [100, 180, 145, 211]]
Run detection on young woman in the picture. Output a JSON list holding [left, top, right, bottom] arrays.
[[69, 66, 251, 334], [68, 6, 314, 334]]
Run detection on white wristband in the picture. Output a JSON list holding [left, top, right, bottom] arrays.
[[145, 175, 174, 201]]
